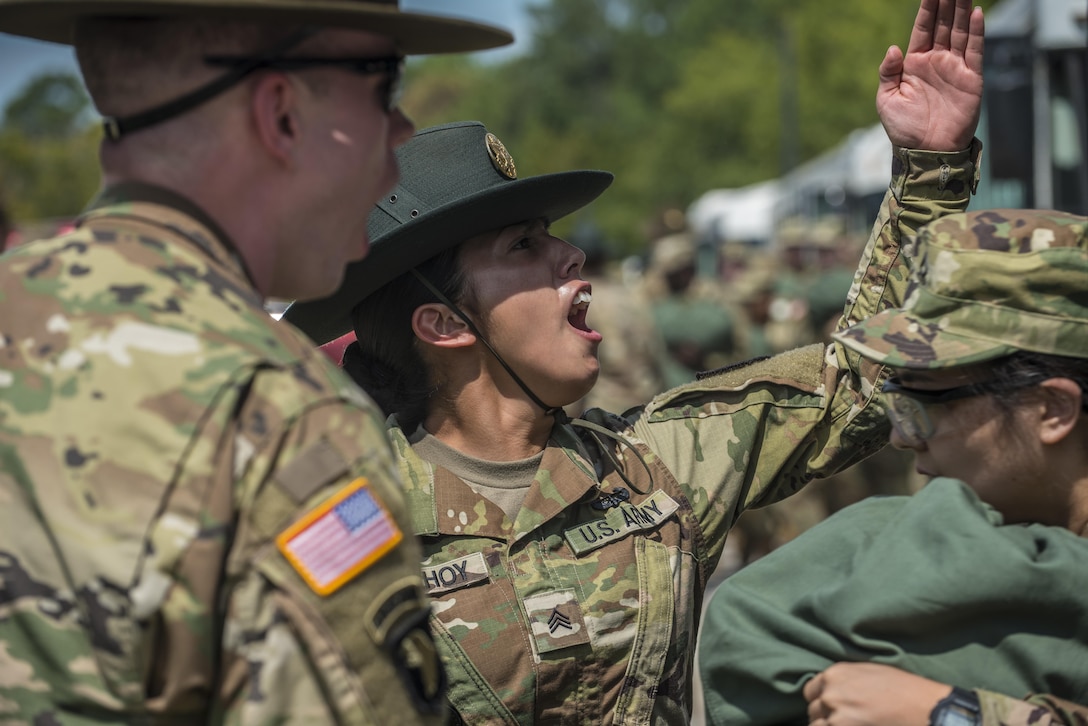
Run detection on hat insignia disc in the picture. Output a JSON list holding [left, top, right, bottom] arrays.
[[485, 133, 517, 179]]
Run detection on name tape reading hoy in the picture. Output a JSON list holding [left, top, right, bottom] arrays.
[[564, 490, 680, 555], [422, 551, 490, 595]]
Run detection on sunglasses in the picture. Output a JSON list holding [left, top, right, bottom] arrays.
[[205, 55, 406, 113]]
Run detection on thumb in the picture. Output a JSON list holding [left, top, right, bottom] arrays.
[[877, 45, 904, 97]]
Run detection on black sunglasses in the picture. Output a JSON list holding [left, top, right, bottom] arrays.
[[205, 55, 406, 113]]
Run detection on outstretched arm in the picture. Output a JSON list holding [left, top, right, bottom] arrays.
[[878, 0, 984, 150]]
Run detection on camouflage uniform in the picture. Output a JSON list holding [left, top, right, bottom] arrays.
[[0, 184, 442, 724], [980, 692, 1088, 726], [836, 208, 1088, 726], [392, 144, 979, 725]]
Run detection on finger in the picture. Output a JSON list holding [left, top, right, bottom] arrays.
[[877, 45, 904, 95], [803, 673, 825, 702], [806, 695, 829, 722], [906, 0, 939, 54], [932, 0, 956, 50], [949, 0, 972, 54], [965, 6, 985, 74]]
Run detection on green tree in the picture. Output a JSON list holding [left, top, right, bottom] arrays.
[[0, 72, 101, 228]]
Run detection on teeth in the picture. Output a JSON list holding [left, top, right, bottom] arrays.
[[573, 290, 592, 306]]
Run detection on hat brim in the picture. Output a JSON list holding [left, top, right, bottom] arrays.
[[833, 308, 1020, 370], [0, 0, 513, 53], [285, 168, 613, 345]]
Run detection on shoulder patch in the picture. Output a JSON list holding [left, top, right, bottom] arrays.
[[276, 478, 402, 596]]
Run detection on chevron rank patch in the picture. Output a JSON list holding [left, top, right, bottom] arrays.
[[523, 589, 590, 659], [277, 478, 402, 596]]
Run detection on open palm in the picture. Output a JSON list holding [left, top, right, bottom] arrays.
[[877, 0, 984, 151]]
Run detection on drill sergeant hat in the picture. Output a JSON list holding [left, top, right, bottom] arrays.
[[0, 0, 511, 140], [834, 208, 1088, 370], [0, 0, 511, 52], [286, 120, 614, 346]]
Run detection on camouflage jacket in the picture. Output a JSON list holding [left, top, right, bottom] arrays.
[[388, 144, 980, 726], [980, 692, 1088, 725], [0, 184, 442, 725]]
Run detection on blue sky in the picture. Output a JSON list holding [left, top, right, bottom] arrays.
[[0, 0, 534, 111]]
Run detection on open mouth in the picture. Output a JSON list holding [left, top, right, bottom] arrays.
[[568, 289, 592, 332]]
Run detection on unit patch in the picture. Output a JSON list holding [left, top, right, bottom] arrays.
[[277, 478, 403, 596], [564, 489, 680, 555], [421, 551, 490, 595], [523, 589, 590, 658]]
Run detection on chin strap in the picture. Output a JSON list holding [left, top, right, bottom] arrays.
[[101, 27, 317, 142], [409, 269, 654, 494]]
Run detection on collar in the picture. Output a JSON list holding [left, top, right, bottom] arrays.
[[81, 181, 260, 293]]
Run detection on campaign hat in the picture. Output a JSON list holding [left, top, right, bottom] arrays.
[[0, 0, 512, 54], [286, 121, 613, 345]]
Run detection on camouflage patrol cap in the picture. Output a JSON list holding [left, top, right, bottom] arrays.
[[285, 121, 613, 345], [650, 233, 696, 273], [834, 208, 1088, 370], [0, 0, 512, 53]]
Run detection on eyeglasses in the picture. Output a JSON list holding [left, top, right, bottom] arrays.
[[881, 377, 988, 445], [205, 55, 406, 113]]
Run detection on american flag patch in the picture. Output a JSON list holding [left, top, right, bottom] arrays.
[[276, 478, 403, 596]]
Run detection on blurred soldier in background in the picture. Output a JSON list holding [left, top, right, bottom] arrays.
[[644, 231, 739, 386]]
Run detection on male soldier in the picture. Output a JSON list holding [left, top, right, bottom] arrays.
[[0, 1, 509, 723]]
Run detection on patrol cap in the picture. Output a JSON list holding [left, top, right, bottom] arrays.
[[834, 208, 1088, 370], [0, 0, 512, 53], [285, 121, 614, 345], [650, 233, 696, 273]]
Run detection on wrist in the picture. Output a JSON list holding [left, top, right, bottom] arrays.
[[929, 686, 981, 726]]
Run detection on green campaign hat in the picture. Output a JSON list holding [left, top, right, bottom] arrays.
[[286, 120, 613, 345], [0, 0, 512, 53], [834, 208, 1088, 370]]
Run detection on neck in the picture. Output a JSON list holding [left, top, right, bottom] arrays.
[[423, 375, 555, 462]]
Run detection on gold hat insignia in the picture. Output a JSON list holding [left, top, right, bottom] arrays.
[[485, 132, 517, 180]]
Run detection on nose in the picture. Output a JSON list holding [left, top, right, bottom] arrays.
[[558, 238, 585, 279], [390, 107, 415, 148]]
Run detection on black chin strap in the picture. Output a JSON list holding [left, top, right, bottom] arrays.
[[409, 269, 654, 494], [101, 27, 318, 142]]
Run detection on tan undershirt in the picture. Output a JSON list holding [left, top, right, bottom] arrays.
[[408, 425, 542, 522]]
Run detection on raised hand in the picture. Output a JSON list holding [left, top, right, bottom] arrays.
[[877, 0, 984, 151]]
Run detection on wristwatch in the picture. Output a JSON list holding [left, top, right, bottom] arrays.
[[929, 686, 981, 726]]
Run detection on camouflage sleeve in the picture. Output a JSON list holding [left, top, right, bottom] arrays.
[[210, 367, 443, 724], [631, 141, 982, 566], [978, 690, 1088, 726], [979, 692, 1088, 722]]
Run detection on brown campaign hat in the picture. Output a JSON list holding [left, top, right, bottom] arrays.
[[0, 0, 512, 54]]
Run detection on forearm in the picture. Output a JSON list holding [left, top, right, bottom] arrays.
[[839, 140, 982, 333]]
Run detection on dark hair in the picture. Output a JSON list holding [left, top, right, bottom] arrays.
[[983, 351, 1088, 415], [344, 245, 469, 432]]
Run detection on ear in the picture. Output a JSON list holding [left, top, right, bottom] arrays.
[[1037, 378, 1084, 445], [412, 303, 476, 348], [249, 72, 300, 168]]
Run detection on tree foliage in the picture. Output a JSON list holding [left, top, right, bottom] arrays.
[[0, 72, 100, 228]]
